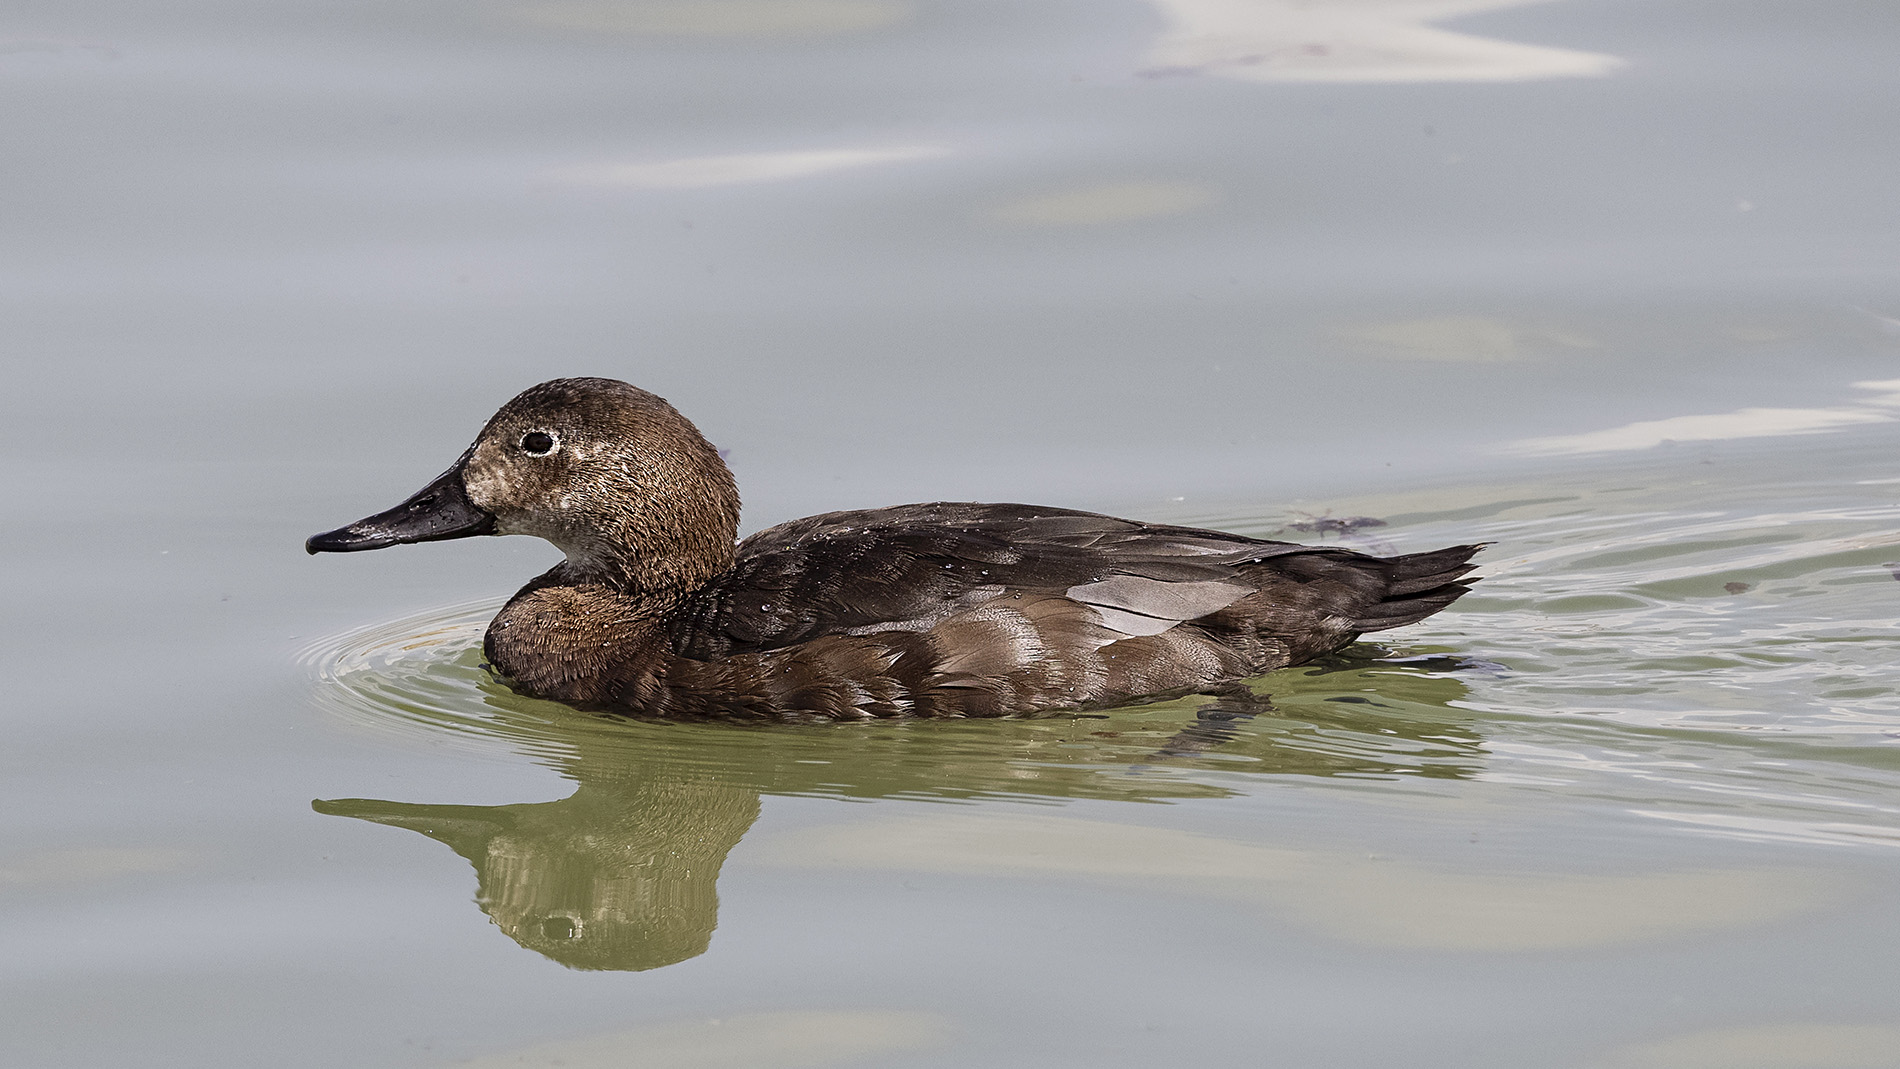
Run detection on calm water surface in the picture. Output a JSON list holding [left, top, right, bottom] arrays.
[[6, 1, 1900, 1066]]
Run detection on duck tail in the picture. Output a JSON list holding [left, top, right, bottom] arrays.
[[1353, 543, 1488, 632]]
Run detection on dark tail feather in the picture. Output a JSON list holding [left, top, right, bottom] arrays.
[[1355, 543, 1487, 632]]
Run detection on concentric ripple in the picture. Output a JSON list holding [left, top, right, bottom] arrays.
[[1310, 452, 1900, 848], [300, 597, 601, 763]]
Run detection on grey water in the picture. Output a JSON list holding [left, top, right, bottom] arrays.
[[7, 1, 1900, 1066]]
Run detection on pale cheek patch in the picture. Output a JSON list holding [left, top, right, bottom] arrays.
[[461, 461, 508, 511]]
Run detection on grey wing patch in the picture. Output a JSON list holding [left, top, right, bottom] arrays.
[[834, 585, 1009, 638], [1065, 575, 1251, 638]]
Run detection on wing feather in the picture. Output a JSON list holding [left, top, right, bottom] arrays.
[[670, 503, 1308, 658]]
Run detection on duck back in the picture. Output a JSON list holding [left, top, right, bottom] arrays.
[[612, 502, 1481, 720]]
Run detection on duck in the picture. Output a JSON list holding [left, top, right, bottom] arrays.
[[307, 377, 1483, 721]]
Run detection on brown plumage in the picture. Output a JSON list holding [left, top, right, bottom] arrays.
[[308, 377, 1483, 721]]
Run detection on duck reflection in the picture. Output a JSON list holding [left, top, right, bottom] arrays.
[[314, 646, 1490, 972], [316, 776, 758, 972]]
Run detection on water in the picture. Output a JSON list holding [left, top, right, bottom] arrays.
[[7, 1, 1900, 1066]]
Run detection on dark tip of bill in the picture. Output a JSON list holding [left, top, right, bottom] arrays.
[[306, 526, 378, 554]]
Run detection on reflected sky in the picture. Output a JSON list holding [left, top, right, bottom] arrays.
[[502, 0, 1627, 84], [549, 144, 951, 188], [1510, 378, 1900, 455], [1141, 0, 1623, 83]]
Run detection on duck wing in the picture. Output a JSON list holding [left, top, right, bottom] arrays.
[[669, 502, 1449, 661]]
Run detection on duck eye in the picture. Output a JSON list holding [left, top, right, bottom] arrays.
[[519, 431, 558, 456]]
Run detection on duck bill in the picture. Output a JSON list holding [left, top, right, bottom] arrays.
[[305, 455, 496, 554]]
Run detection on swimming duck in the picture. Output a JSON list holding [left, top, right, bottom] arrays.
[[308, 377, 1482, 720]]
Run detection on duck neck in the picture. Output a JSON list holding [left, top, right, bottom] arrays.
[[553, 460, 741, 600], [555, 544, 731, 605]]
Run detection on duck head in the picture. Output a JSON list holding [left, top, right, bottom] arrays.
[[307, 378, 740, 593]]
